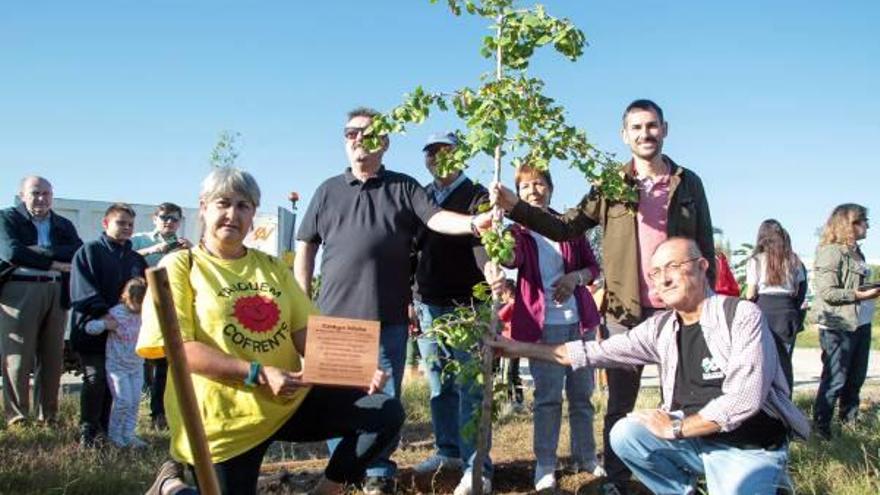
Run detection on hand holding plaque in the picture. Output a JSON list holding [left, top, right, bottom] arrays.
[[301, 315, 381, 389]]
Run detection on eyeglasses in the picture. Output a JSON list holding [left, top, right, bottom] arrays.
[[853, 218, 869, 226], [647, 257, 700, 281], [343, 126, 368, 140], [158, 215, 180, 223]]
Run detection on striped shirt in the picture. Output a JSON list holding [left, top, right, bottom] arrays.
[[566, 294, 810, 440]]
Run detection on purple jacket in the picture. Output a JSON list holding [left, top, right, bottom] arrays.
[[507, 224, 601, 343]]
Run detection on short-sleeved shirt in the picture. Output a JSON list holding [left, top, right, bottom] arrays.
[[745, 253, 806, 296], [673, 321, 786, 449], [137, 246, 316, 464], [297, 167, 441, 323]]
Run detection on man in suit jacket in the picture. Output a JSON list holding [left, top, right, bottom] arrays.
[[0, 175, 82, 426]]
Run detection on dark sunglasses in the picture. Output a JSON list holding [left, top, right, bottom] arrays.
[[158, 215, 181, 223], [424, 145, 452, 157], [343, 126, 368, 140]]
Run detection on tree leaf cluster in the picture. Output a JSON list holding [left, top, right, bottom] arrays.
[[209, 130, 241, 169], [368, 1, 633, 205]]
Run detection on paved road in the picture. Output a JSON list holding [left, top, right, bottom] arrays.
[[43, 348, 880, 395], [507, 348, 879, 392]]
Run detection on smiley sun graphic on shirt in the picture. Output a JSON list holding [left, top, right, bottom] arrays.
[[232, 295, 281, 333]]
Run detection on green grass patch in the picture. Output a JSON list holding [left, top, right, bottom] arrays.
[[2, 384, 880, 494]]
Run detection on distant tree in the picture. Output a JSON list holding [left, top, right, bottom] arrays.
[[209, 130, 241, 168]]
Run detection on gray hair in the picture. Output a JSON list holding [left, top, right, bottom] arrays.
[[347, 106, 380, 123], [199, 167, 261, 207], [19, 175, 52, 194], [655, 237, 703, 259]]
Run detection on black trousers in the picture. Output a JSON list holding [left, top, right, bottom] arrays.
[[602, 308, 660, 484], [756, 294, 802, 392], [148, 358, 168, 418], [78, 352, 112, 436], [190, 386, 404, 495], [813, 324, 872, 429]]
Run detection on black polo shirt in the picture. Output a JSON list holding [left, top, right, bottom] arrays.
[[297, 167, 441, 324]]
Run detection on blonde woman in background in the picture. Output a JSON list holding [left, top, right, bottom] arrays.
[[811, 204, 879, 439]]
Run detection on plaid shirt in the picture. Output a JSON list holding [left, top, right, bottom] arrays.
[[566, 294, 810, 440]]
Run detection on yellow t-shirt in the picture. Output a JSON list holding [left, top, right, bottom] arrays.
[[137, 246, 315, 464]]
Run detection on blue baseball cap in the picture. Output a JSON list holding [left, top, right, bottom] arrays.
[[423, 132, 459, 151]]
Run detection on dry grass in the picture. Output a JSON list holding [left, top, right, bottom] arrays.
[[2, 379, 879, 494]]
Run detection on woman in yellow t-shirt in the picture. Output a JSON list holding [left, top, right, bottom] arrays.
[[138, 167, 404, 495]]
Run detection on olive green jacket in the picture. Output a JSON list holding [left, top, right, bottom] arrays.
[[508, 156, 715, 327], [812, 243, 865, 332]]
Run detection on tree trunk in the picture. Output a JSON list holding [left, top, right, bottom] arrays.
[[471, 15, 505, 495]]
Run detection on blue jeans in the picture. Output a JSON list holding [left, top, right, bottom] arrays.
[[416, 301, 492, 474], [529, 323, 597, 469], [610, 417, 790, 495], [813, 324, 872, 429], [328, 323, 408, 478]]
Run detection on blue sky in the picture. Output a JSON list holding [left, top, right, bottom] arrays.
[[2, 0, 878, 259]]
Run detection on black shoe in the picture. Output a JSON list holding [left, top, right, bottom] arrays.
[[599, 481, 629, 495], [78, 425, 109, 449], [815, 425, 832, 440], [363, 476, 396, 495], [79, 433, 96, 448], [151, 414, 168, 431]]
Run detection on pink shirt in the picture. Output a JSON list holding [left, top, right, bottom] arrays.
[[635, 172, 670, 308]]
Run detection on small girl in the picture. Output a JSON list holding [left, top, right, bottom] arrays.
[[85, 277, 148, 447]]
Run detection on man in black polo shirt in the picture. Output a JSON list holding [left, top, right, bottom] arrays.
[[294, 108, 483, 495]]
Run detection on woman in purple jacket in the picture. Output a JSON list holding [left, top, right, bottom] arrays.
[[502, 164, 603, 491]]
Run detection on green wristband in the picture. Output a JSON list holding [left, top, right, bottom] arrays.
[[244, 361, 262, 388]]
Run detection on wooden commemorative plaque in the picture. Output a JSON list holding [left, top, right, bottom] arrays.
[[301, 315, 380, 388]]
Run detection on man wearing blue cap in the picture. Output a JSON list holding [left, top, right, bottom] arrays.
[[411, 132, 496, 495]]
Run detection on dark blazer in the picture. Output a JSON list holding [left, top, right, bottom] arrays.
[[69, 234, 147, 354], [0, 205, 83, 307]]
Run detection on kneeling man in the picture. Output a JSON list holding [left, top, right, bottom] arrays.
[[488, 237, 809, 495]]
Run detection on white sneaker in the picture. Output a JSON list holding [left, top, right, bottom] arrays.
[[534, 464, 556, 491], [453, 472, 492, 495], [413, 454, 464, 474], [569, 460, 606, 477]]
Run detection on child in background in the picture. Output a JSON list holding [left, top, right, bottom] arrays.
[[85, 277, 148, 448], [497, 279, 525, 412], [69, 202, 147, 447]]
